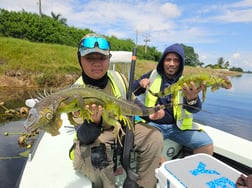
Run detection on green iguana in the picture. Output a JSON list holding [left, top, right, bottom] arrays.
[[149, 72, 232, 103], [24, 86, 167, 145]]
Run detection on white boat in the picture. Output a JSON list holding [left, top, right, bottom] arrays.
[[16, 113, 252, 188], [17, 114, 92, 188], [16, 51, 252, 187]]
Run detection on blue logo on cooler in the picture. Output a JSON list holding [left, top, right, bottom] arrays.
[[190, 161, 236, 188]]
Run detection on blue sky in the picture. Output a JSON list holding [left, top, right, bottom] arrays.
[[1, 0, 252, 71]]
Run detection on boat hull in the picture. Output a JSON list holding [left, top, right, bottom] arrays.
[[17, 114, 252, 187]]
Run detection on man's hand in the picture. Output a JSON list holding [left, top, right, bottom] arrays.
[[149, 105, 165, 120], [139, 78, 150, 89], [182, 81, 205, 101], [223, 77, 232, 89], [86, 104, 103, 124]]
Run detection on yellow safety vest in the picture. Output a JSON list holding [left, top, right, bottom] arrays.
[[144, 69, 200, 130], [69, 70, 127, 160], [73, 70, 127, 98]]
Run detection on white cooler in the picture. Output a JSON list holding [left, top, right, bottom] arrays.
[[155, 153, 243, 188]]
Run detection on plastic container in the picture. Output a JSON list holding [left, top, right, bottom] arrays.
[[155, 153, 243, 188]]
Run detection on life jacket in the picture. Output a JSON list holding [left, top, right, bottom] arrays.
[[69, 70, 128, 160], [144, 69, 200, 130]]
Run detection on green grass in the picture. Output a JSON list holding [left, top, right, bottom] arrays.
[[0, 37, 241, 88], [0, 37, 82, 87], [0, 37, 157, 87], [0, 37, 79, 73]]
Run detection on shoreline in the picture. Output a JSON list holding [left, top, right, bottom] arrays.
[[0, 68, 243, 89]]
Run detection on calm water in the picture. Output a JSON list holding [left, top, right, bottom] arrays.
[[0, 73, 252, 187], [194, 73, 252, 141], [0, 120, 28, 188]]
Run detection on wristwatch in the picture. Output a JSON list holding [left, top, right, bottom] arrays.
[[186, 98, 198, 105]]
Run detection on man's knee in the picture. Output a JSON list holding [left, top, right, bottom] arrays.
[[193, 144, 213, 155], [150, 129, 163, 149]]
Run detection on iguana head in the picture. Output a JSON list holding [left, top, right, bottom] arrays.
[[24, 97, 62, 136]]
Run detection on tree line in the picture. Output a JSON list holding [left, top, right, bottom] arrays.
[[0, 9, 244, 72]]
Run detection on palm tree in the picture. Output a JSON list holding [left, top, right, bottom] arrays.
[[38, 0, 42, 15], [51, 12, 67, 25], [217, 57, 225, 68]]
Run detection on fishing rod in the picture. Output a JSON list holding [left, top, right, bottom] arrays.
[[133, 86, 211, 113], [122, 47, 138, 188]]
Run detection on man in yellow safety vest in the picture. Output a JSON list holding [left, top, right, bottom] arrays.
[[133, 43, 214, 160], [71, 33, 164, 188]]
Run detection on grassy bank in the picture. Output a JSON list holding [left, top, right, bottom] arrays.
[[0, 37, 80, 87], [0, 37, 241, 88]]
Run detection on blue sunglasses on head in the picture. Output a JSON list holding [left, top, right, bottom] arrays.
[[80, 36, 110, 50]]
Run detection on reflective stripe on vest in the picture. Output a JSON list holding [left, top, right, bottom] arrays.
[[134, 70, 161, 123], [145, 69, 161, 107], [144, 70, 200, 130], [173, 91, 200, 130], [107, 70, 127, 98]]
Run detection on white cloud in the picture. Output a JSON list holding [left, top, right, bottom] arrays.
[[199, 55, 207, 61], [232, 0, 252, 7], [232, 52, 241, 59], [229, 51, 252, 70], [1, 0, 252, 71], [216, 8, 252, 22], [160, 3, 181, 18]]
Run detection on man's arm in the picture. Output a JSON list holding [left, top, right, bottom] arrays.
[[77, 104, 103, 145], [183, 96, 202, 113], [182, 81, 204, 113], [132, 71, 152, 96], [133, 97, 169, 123]]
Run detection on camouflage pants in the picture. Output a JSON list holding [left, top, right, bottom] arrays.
[[73, 123, 163, 188]]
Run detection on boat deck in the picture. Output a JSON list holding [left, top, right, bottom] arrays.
[[17, 114, 252, 187]]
